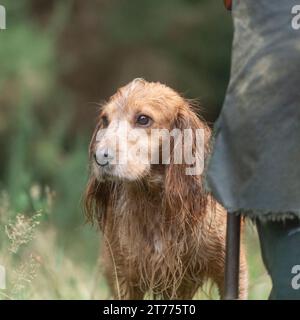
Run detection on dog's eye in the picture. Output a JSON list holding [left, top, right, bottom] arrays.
[[136, 114, 152, 127], [101, 115, 109, 128]]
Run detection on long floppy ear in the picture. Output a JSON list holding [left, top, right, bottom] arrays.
[[164, 102, 211, 221], [84, 124, 113, 229], [84, 176, 110, 226]]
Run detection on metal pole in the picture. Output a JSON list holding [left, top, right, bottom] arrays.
[[224, 212, 241, 299]]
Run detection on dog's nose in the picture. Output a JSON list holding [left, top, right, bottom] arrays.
[[94, 148, 114, 166]]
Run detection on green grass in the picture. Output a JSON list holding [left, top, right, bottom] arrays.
[[0, 190, 271, 300]]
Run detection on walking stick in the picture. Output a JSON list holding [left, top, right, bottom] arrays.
[[224, 212, 241, 299]]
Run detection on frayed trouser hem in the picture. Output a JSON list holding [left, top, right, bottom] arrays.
[[226, 209, 300, 222]]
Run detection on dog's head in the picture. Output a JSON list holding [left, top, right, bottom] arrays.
[[85, 79, 210, 223]]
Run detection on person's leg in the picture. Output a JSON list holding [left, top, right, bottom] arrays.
[[256, 217, 300, 299]]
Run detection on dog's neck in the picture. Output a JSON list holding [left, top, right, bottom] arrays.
[[123, 173, 165, 201]]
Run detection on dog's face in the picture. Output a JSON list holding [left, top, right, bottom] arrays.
[[85, 79, 210, 226], [90, 79, 187, 181]]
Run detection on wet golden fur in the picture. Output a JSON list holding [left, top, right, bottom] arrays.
[[84, 79, 248, 299]]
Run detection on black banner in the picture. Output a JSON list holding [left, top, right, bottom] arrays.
[[0, 300, 298, 319]]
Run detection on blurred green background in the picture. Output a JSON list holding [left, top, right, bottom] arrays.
[[0, 0, 271, 299]]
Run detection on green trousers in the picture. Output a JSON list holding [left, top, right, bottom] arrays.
[[256, 218, 300, 299]]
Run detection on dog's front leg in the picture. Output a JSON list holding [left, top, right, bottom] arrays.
[[102, 244, 145, 299]]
